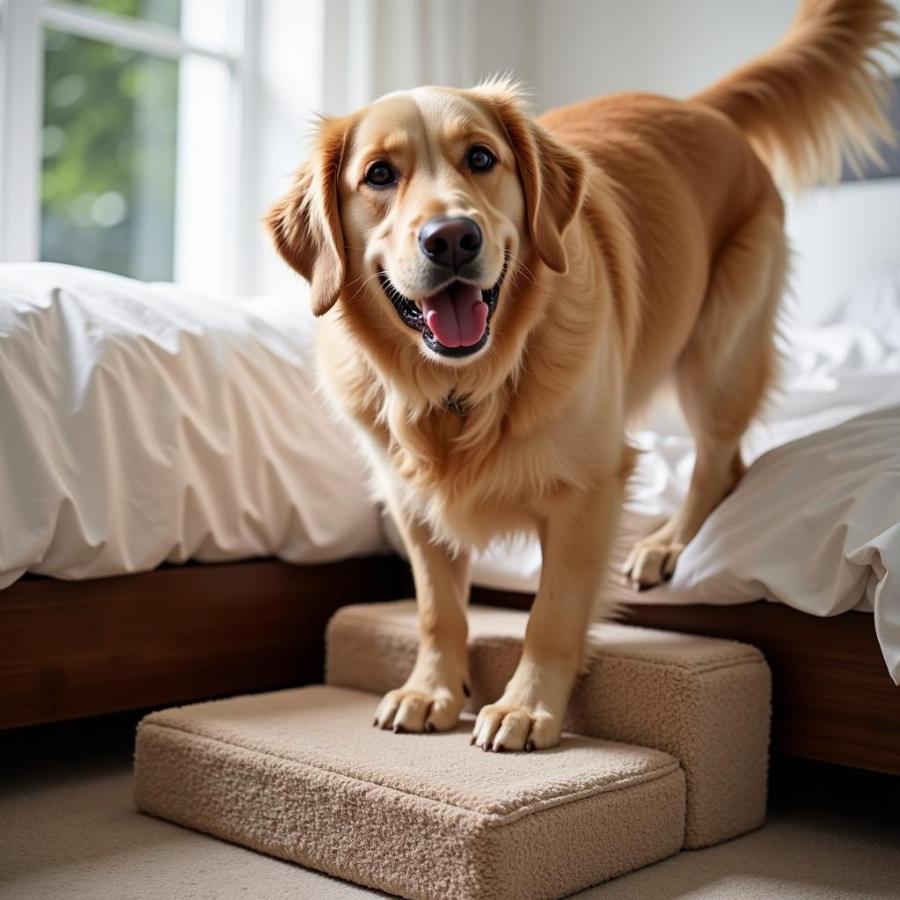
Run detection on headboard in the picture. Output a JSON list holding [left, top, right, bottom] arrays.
[[786, 76, 900, 325]]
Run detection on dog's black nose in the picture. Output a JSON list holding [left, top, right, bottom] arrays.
[[419, 216, 482, 269]]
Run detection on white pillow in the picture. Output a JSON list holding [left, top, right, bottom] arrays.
[[672, 405, 900, 684]]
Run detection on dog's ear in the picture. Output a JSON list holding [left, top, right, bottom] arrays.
[[265, 116, 352, 316], [477, 83, 587, 274]]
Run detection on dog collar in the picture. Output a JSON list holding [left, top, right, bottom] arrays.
[[445, 392, 469, 417]]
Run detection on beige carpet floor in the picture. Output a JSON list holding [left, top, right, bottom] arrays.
[[2, 710, 899, 900]]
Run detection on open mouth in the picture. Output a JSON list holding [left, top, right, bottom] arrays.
[[378, 262, 507, 358]]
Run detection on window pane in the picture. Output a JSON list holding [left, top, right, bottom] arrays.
[[63, 0, 181, 31], [40, 29, 179, 281]]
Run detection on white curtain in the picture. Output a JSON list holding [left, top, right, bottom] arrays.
[[320, 0, 538, 114]]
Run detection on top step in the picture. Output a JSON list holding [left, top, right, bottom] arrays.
[[326, 600, 771, 849]]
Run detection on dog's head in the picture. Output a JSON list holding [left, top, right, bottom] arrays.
[[267, 82, 586, 367]]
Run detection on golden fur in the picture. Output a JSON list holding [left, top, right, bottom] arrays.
[[267, 0, 897, 751]]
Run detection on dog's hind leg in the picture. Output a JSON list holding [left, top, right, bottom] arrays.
[[624, 213, 788, 589]]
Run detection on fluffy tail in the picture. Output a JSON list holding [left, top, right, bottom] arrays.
[[694, 0, 898, 186]]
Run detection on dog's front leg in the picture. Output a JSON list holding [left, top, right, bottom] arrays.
[[472, 472, 625, 751], [374, 510, 470, 734]]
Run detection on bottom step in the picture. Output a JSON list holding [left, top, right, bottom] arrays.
[[135, 685, 686, 900]]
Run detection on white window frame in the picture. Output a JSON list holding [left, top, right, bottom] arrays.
[[0, 0, 254, 292]]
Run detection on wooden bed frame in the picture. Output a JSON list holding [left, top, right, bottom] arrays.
[[2, 557, 897, 776], [0, 556, 406, 730]]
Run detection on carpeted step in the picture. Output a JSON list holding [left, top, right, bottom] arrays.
[[326, 601, 771, 849], [135, 685, 686, 900]]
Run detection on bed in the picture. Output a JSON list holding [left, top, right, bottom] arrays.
[[0, 263, 401, 729], [2, 163, 899, 774]]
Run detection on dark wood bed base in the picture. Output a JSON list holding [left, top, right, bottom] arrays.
[[2, 558, 898, 776], [0, 556, 406, 730]]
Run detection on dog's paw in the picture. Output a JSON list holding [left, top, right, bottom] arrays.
[[470, 702, 562, 752], [622, 533, 684, 590], [373, 681, 465, 734]]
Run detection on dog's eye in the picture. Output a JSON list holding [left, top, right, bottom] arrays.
[[467, 146, 496, 172], [365, 161, 396, 188]]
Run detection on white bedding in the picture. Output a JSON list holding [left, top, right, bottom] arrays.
[[1, 262, 897, 681], [0, 264, 383, 589]]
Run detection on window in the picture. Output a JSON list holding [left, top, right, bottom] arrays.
[[0, 0, 250, 291]]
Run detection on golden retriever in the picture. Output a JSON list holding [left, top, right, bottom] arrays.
[[267, 0, 896, 751]]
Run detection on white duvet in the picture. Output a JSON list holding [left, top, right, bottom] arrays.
[[1, 262, 898, 681], [0, 264, 383, 588]]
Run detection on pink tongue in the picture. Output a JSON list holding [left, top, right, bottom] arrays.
[[421, 283, 488, 348]]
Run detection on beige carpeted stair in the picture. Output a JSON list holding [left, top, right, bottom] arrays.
[[326, 601, 772, 849], [134, 601, 771, 900]]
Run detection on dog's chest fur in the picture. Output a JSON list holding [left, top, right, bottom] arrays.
[[340, 372, 605, 548], [382, 409, 576, 545]]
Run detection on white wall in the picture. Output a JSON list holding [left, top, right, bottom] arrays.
[[529, 0, 795, 111], [509, 0, 898, 111]]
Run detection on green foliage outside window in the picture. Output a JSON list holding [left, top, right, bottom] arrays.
[[68, 0, 181, 32], [40, 1, 181, 281]]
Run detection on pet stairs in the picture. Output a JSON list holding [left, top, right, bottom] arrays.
[[135, 601, 771, 900]]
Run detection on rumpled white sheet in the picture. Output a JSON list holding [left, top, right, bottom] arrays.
[[469, 268, 900, 682], [0, 263, 383, 589]]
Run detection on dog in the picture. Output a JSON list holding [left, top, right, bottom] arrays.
[[267, 0, 896, 752]]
